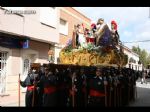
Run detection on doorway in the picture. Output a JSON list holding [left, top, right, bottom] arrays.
[[21, 49, 38, 92], [0, 51, 8, 94]]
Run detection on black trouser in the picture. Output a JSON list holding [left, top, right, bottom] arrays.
[[121, 87, 128, 106], [43, 93, 57, 107], [76, 91, 88, 107], [37, 87, 43, 106], [108, 89, 114, 107], [88, 96, 105, 107], [25, 90, 38, 107], [57, 89, 68, 106]]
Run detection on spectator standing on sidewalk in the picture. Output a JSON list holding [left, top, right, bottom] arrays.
[[141, 70, 147, 84]]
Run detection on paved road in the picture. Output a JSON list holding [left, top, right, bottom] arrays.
[[129, 79, 150, 107]]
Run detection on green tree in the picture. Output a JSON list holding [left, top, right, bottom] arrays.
[[132, 46, 141, 55], [146, 54, 150, 65], [140, 49, 147, 67], [132, 46, 150, 67]]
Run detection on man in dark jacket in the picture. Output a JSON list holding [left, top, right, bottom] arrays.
[[88, 67, 108, 107], [74, 68, 88, 107], [39, 67, 58, 106]]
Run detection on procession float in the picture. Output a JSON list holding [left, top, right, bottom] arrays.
[[59, 19, 128, 67]]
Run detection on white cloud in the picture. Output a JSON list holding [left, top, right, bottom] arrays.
[[136, 32, 150, 39], [123, 31, 133, 38], [134, 20, 150, 40]]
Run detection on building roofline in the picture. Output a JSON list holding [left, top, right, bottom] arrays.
[[71, 7, 91, 21], [119, 44, 139, 57], [60, 7, 91, 26]]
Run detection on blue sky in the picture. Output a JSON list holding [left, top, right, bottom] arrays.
[[74, 7, 150, 53]]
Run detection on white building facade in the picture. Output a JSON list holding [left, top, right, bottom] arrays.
[[122, 45, 143, 71], [0, 7, 60, 95]]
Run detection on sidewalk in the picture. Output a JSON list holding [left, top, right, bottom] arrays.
[[129, 81, 150, 106], [0, 92, 25, 107]]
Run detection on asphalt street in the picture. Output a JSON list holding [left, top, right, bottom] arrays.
[[129, 78, 150, 107]]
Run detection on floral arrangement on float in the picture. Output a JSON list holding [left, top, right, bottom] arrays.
[[59, 19, 128, 67]]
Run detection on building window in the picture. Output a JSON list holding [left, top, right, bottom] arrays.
[[40, 7, 57, 28], [0, 51, 8, 94], [59, 19, 68, 35], [129, 64, 131, 68], [135, 65, 137, 70]]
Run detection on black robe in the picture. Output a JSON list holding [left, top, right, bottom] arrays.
[[20, 73, 38, 107], [89, 76, 106, 107], [39, 74, 58, 107]]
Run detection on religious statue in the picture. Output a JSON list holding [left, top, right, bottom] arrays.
[[72, 25, 78, 48], [76, 24, 86, 48], [111, 20, 120, 48], [95, 18, 112, 47]]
